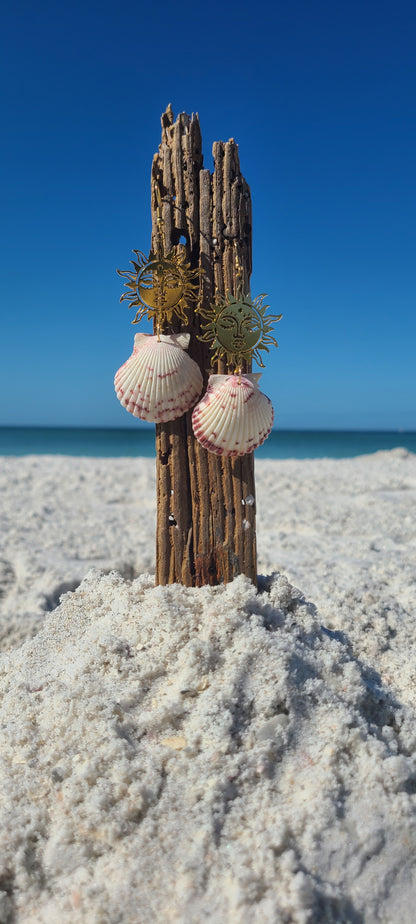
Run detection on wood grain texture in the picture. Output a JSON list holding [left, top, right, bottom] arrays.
[[152, 108, 256, 587]]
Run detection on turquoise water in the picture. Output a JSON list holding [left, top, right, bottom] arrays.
[[1, 427, 415, 459]]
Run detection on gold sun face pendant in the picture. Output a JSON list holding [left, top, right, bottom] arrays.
[[117, 248, 201, 328], [136, 257, 183, 312], [199, 290, 282, 369]]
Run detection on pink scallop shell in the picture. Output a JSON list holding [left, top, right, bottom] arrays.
[[114, 333, 203, 423], [192, 373, 274, 456]]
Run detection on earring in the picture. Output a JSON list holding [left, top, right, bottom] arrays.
[[192, 371, 274, 456], [192, 245, 282, 456], [114, 331, 202, 424], [114, 186, 203, 423]]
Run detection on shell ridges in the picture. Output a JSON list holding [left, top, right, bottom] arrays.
[[114, 333, 203, 423], [192, 374, 274, 457]]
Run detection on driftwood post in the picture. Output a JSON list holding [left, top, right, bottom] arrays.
[[151, 106, 256, 587]]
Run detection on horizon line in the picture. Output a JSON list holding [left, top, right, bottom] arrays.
[[1, 425, 415, 435]]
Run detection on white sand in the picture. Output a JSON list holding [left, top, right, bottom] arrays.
[[0, 449, 415, 921]]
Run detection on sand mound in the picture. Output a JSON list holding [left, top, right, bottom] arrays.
[[1, 569, 416, 922]]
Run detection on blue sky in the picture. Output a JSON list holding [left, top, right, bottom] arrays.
[[1, 0, 415, 430]]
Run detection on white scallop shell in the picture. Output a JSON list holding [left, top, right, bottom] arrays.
[[114, 333, 203, 423], [192, 373, 274, 456]]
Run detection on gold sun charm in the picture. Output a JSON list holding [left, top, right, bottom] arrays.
[[117, 249, 201, 328], [198, 291, 282, 369]]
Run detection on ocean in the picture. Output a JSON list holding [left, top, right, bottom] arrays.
[[1, 427, 415, 459]]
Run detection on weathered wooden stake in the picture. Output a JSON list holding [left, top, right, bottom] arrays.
[[152, 106, 256, 587]]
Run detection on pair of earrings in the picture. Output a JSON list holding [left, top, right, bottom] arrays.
[[114, 191, 281, 456]]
